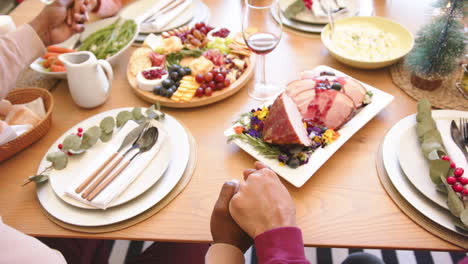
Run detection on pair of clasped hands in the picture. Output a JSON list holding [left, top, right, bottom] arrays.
[[210, 162, 297, 252]]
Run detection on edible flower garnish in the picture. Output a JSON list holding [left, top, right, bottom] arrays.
[[322, 129, 340, 145], [228, 106, 340, 168]]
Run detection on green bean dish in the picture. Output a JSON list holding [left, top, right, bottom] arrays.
[[79, 19, 137, 59]]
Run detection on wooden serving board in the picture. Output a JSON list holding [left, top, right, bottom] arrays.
[[127, 51, 256, 108]]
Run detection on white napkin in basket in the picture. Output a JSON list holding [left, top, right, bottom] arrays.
[[65, 120, 166, 209]]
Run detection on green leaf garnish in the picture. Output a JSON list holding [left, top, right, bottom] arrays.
[[100, 116, 115, 134], [62, 134, 82, 151], [100, 131, 113, 142], [81, 126, 101, 149], [228, 133, 281, 159], [283, 0, 305, 19], [116, 111, 133, 127], [28, 174, 49, 184], [132, 107, 144, 121], [46, 151, 68, 170]]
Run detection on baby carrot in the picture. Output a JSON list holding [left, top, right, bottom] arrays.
[[50, 65, 66, 72], [42, 52, 60, 59], [47, 46, 76, 54]]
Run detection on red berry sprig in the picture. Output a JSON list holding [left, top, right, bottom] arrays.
[[303, 0, 313, 10], [442, 156, 467, 198]]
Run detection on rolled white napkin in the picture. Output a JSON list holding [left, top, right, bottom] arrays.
[[65, 120, 167, 209], [436, 119, 468, 174], [140, 0, 192, 33], [0, 121, 17, 146]]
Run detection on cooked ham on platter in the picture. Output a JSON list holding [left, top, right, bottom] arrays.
[[300, 71, 367, 107], [302, 89, 355, 129], [263, 93, 312, 146]]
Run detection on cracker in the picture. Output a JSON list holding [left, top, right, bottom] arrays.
[[129, 47, 153, 77]]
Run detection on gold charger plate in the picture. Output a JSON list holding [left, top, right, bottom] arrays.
[[127, 49, 256, 108]]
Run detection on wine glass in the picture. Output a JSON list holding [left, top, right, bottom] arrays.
[[242, 0, 283, 101]]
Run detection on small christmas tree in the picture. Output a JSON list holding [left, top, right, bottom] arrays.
[[405, 0, 466, 91]]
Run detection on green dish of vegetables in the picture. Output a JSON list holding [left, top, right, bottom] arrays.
[[79, 19, 137, 60]]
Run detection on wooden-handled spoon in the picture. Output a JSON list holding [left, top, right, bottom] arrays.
[[86, 126, 159, 201], [75, 121, 149, 194]]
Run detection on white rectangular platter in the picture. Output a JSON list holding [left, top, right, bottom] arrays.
[[224, 65, 394, 187]]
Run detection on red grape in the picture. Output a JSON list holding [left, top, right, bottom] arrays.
[[195, 22, 204, 30], [215, 73, 225, 83], [195, 74, 204, 83], [224, 79, 231, 87], [205, 72, 213, 82], [200, 83, 208, 89], [200, 26, 208, 35], [195, 87, 204, 97], [208, 81, 216, 89], [204, 87, 213, 96], [216, 82, 225, 90]]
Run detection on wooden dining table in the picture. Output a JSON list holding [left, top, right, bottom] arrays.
[[1, 0, 463, 252]]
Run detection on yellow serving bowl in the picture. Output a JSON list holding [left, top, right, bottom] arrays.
[[321, 16, 414, 69]]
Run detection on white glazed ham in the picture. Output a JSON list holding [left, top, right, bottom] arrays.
[[262, 93, 312, 146]]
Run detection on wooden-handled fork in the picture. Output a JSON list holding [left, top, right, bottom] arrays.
[[75, 122, 150, 195], [86, 126, 159, 201]]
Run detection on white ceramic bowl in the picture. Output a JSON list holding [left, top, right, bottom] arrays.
[[30, 17, 139, 79], [321, 16, 414, 69]]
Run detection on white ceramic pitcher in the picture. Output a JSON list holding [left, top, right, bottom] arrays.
[[59, 51, 113, 108]]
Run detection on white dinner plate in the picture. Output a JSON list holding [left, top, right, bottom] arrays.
[[37, 109, 172, 209], [224, 65, 394, 188], [120, 0, 204, 34], [279, 0, 360, 25], [397, 110, 468, 210], [271, 1, 374, 36], [36, 110, 190, 226], [382, 111, 468, 236]]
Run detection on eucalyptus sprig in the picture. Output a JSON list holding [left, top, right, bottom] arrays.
[[23, 104, 165, 186], [416, 99, 468, 230]]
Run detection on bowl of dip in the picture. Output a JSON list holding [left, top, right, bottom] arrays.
[[321, 16, 414, 69]]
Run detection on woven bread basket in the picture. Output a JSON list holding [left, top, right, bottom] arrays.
[[0, 88, 54, 162]]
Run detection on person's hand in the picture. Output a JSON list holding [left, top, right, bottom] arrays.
[[210, 180, 253, 253], [229, 162, 297, 238], [29, 0, 88, 46]]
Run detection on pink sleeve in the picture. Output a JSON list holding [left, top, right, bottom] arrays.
[[0, 217, 66, 263], [255, 227, 310, 264], [93, 0, 123, 18], [0, 24, 45, 99]]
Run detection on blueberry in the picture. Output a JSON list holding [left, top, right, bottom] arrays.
[[287, 157, 300, 168], [166, 88, 175, 97], [175, 81, 180, 87], [170, 64, 181, 72], [170, 71, 179, 80], [153, 85, 162, 95], [319, 71, 335, 76], [169, 85, 178, 91], [162, 78, 173, 88], [184, 67, 191, 75], [177, 68, 186, 76], [331, 82, 342, 91]]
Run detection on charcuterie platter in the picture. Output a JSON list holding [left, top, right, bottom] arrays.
[[225, 65, 394, 187], [127, 22, 255, 108]]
